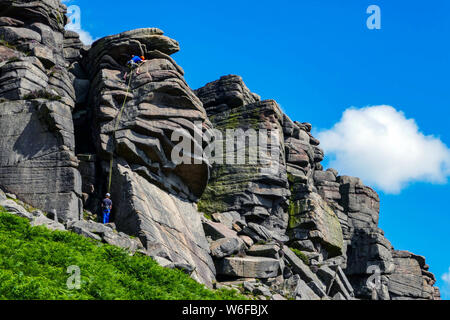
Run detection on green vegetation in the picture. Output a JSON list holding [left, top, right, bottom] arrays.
[[203, 212, 213, 221], [7, 196, 39, 214], [290, 247, 310, 266], [82, 210, 98, 222], [23, 90, 62, 101], [0, 38, 18, 51], [7, 57, 21, 63], [0, 38, 30, 56], [0, 208, 245, 300]]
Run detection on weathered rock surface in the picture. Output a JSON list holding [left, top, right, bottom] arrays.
[[283, 115, 344, 261], [83, 28, 210, 200], [69, 219, 144, 253], [196, 75, 290, 243], [387, 250, 439, 300], [0, 0, 82, 222], [195, 74, 439, 300], [314, 168, 440, 300], [0, 0, 440, 300], [72, 27, 217, 287], [210, 237, 246, 259], [216, 256, 281, 279], [110, 164, 216, 286]]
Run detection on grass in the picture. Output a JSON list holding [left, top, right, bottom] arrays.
[[7, 57, 21, 63], [0, 38, 17, 51], [7, 196, 39, 214], [0, 38, 31, 56], [290, 247, 310, 266], [203, 212, 213, 221], [0, 208, 245, 300]]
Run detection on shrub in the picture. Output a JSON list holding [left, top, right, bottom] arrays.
[[0, 38, 17, 51], [0, 208, 245, 300], [290, 247, 310, 266], [7, 57, 21, 63]]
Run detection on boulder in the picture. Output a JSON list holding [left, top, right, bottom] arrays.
[[1, 198, 65, 231], [333, 292, 346, 300], [0, 199, 32, 220], [211, 211, 242, 229], [67, 219, 143, 253], [239, 235, 254, 247], [291, 239, 316, 252], [210, 237, 246, 259], [283, 275, 320, 300], [216, 256, 281, 279], [196, 77, 290, 242], [253, 285, 272, 297], [31, 211, 65, 231], [247, 243, 281, 259], [282, 246, 325, 292], [0, 0, 82, 222], [203, 220, 240, 241]]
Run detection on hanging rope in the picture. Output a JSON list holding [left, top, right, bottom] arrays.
[[107, 67, 134, 193]]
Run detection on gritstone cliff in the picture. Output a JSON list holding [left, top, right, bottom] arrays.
[[0, 0, 440, 300]]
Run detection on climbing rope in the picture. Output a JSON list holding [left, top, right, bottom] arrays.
[[107, 67, 135, 194]]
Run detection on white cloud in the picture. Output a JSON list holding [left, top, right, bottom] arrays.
[[316, 105, 450, 193], [442, 268, 450, 299], [66, 24, 95, 45], [443, 268, 450, 284]]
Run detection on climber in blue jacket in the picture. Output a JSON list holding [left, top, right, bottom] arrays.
[[102, 193, 112, 224], [124, 55, 145, 79]]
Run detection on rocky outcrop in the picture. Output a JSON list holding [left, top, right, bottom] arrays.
[[328, 176, 395, 299], [195, 76, 354, 299], [83, 28, 210, 200], [313, 171, 440, 300], [110, 163, 216, 286], [196, 75, 290, 242], [76, 28, 215, 286], [0, 0, 82, 222], [195, 75, 439, 300], [388, 250, 440, 300], [283, 115, 344, 261]]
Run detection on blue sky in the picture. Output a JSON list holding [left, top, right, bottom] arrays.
[[65, 0, 450, 299]]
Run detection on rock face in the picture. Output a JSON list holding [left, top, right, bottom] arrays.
[[83, 28, 210, 201], [0, 0, 440, 299], [0, 0, 82, 222], [77, 28, 215, 286], [195, 75, 440, 300], [283, 115, 344, 260], [110, 164, 216, 285], [196, 75, 290, 242], [388, 251, 440, 300]]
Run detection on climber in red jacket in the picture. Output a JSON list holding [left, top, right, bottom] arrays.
[[124, 55, 145, 79]]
